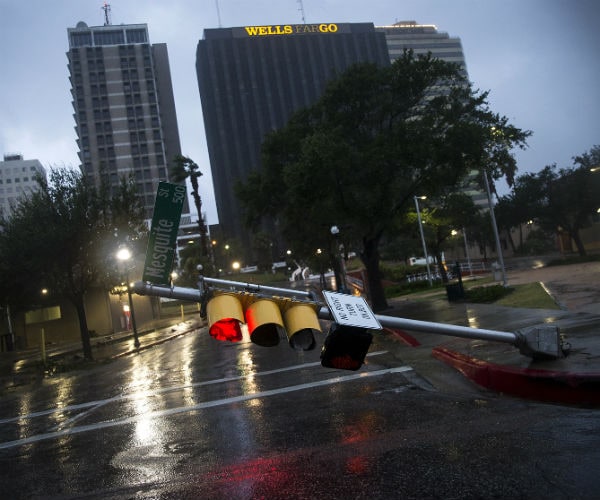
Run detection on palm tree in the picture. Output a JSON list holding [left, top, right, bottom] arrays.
[[171, 155, 209, 256]]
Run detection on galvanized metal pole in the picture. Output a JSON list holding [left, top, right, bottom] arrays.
[[133, 280, 563, 359], [462, 227, 473, 277], [483, 169, 508, 286], [414, 196, 433, 286], [316, 307, 517, 344]]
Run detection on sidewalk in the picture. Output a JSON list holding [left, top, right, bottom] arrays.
[[386, 260, 600, 406], [0, 316, 203, 390]]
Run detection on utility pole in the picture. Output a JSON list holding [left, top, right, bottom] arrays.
[[483, 169, 507, 286], [414, 196, 433, 286]]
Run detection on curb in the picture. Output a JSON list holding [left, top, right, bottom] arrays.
[[385, 328, 421, 347], [432, 346, 600, 407], [110, 324, 199, 359]]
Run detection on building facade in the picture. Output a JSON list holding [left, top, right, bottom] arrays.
[[377, 21, 467, 74], [66, 21, 186, 217], [196, 22, 390, 262], [377, 21, 487, 209], [0, 154, 46, 217]]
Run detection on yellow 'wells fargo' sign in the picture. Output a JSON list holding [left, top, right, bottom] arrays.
[[241, 24, 343, 37]]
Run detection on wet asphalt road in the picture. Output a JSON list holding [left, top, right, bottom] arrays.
[[1, 325, 600, 499]]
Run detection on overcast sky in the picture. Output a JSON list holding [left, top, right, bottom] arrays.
[[1, 0, 598, 225]]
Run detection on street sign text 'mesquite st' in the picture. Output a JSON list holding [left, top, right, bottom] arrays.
[[142, 182, 186, 285]]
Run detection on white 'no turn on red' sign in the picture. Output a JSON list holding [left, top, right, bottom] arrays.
[[323, 291, 382, 330]]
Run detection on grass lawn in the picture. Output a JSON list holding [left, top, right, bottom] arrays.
[[386, 277, 561, 310], [495, 282, 560, 309]]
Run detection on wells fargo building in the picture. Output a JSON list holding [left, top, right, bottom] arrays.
[[196, 23, 390, 261]]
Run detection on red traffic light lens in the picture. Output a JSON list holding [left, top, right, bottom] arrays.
[[321, 323, 373, 371], [209, 318, 243, 342], [323, 354, 362, 371]]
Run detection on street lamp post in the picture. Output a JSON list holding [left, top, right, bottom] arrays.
[[482, 169, 507, 286], [116, 247, 140, 349], [414, 196, 433, 286], [462, 227, 473, 277], [330, 225, 349, 293]]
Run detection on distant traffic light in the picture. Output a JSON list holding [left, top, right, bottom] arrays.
[[320, 322, 373, 371]]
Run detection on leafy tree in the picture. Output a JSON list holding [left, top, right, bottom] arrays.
[[419, 193, 480, 281], [251, 231, 277, 272], [497, 145, 600, 257], [0, 169, 147, 359], [573, 144, 600, 172], [466, 211, 495, 261], [534, 163, 599, 256], [495, 172, 542, 253], [237, 51, 530, 311], [171, 155, 209, 258], [174, 243, 204, 286]]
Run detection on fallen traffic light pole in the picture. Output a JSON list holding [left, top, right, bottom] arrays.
[[133, 276, 566, 366]]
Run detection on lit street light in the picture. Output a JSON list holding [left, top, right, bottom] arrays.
[[414, 196, 433, 286], [116, 247, 140, 349]]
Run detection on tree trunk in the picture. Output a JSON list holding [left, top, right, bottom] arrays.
[[361, 236, 388, 312], [433, 251, 448, 283], [72, 295, 93, 360], [570, 229, 587, 257], [190, 176, 209, 257], [329, 252, 343, 292]]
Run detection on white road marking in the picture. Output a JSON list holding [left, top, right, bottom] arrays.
[[0, 365, 412, 450], [0, 351, 390, 425]]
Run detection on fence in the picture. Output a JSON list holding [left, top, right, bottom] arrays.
[[406, 260, 489, 283]]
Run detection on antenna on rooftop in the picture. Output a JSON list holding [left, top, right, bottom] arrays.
[[215, 0, 222, 28], [102, 2, 112, 26], [297, 0, 306, 24]]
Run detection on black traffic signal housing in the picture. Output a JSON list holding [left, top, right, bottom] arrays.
[[320, 322, 373, 371]]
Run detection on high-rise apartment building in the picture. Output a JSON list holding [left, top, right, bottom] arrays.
[[196, 22, 390, 260], [66, 20, 185, 217], [0, 154, 46, 217], [377, 21, 486, 208], [377, 21, 467, 75]]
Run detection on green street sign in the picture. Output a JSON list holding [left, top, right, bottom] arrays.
[[142, 182, 186, 284]]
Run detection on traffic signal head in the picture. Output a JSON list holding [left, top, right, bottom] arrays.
[[282, 303, 319, 351], [203, 291, 321, 350], [205, 293, 245, 342], [320, 322, 373, 370], [245, 299, 285, 347]]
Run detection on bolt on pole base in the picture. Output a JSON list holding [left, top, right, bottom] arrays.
[[515, 325, 566, 360]]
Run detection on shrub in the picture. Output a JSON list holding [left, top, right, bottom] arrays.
[[384, 280, 439, 298], [464, 285, 514, 303], [379, 262, 410, 282]]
